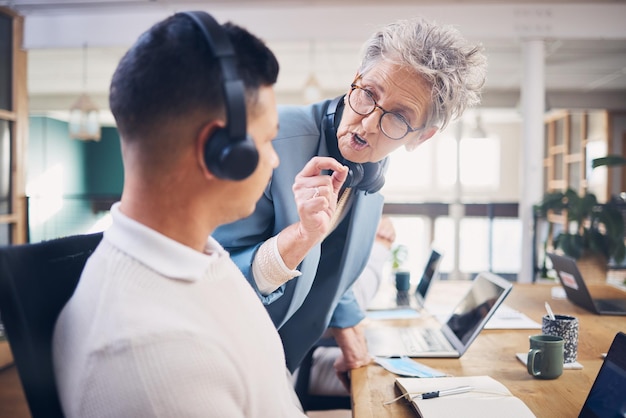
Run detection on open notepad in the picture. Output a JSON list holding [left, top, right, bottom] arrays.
[[394, 375, 536, 418]]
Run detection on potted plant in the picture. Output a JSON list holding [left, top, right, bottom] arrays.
[[592, 154, 626, 285], [535, 188, 626, 281], [391, 244, 409, 272], [390, 244, 410, 295]]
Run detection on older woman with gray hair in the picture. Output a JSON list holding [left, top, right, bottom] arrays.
[[214, 16, 487, 401]]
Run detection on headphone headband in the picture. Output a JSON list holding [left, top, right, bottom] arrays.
[[180, 11, 247, 143], [179, 11, 258, 181]]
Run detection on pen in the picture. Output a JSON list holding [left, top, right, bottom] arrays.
[[412, 385, 473, 400], [545, 302, 556, 320]]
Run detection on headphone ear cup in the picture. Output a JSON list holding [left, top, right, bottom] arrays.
[[343, 161, 385, 193], [204, 128, 259, 181], [358, 162, 386, 193], [344, 161, 364, 189]]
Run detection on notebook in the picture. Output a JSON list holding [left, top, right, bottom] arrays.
[[579, 331, 626, 418], [546, 253, 626, 316], [367, 248, 443, 311], [365, 272, 512, 358], [393, 375, 536, 418]]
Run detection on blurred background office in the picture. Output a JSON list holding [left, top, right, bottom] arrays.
[[1, 0, 626, 285]]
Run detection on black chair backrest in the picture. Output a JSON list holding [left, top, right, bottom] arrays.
[[0, 232, 103, 418]]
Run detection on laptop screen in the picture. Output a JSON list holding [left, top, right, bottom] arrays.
[[579, 332, 626, 418], [415, 249, 442, 300], [445, 273, 509, 345]]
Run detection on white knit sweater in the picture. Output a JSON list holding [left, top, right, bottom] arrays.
[[53, 203, 305, 417]]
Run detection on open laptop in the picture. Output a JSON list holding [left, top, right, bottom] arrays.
[[365, 272, 512, 358], [578, 331, 626, 418], [547, 252, 626, 316], [367, 248, 443, 311]]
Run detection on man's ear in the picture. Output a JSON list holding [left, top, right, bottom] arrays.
[[196, 121, 224, 179], [405, 126, 438, 152]]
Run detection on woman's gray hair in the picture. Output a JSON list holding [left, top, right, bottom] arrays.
[[358, 18, 487, 130]]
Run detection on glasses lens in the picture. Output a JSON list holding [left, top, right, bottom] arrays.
[[349, 87, 375, 115], [380, 113, 409, 140]]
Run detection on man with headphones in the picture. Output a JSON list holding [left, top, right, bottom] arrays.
[[214, 16, 487, 398], [53, 12, 306, 417]]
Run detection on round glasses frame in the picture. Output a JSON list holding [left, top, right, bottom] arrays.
[[348, 83, 425, 140]]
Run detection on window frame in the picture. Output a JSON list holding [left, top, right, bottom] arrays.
[[0, 7, 28, 245]]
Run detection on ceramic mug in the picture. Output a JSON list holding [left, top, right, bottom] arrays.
[[527, 334, 564, 379]]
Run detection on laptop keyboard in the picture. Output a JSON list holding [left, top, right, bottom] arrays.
[[399, 327, 451, 353], [396, 292, 410, 307], [596, 299, 626, 313]]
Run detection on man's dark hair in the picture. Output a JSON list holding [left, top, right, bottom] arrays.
[[109, 14, 279, 139]]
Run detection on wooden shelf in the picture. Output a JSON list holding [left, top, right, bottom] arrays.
[[543, 110, 609, 198]]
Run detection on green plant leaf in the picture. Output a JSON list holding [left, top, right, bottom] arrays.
[[391, 244, 408, 270], [557, 233, 584, 259], [592, 155, 626, 169], [536, 190, 568, 215], [541, 190, 625, 263]]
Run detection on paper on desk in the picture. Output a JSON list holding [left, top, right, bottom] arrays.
[[485, 304, 542, 329], [366, 308, 421, 320], [516, 352, 583, 369], [607, 277, 626, 292], [551, 286, 567, 299]]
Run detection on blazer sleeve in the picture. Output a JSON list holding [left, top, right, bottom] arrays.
[[328, 287, 366, 328]]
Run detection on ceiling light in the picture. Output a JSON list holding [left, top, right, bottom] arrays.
[[68, 43, 101, 141], [303, 40, 322, 103], [303, 74, 322, 103]]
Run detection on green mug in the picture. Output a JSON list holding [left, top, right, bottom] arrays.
[[527, 334, 564, 379]]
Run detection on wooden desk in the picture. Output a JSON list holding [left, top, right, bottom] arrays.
[[351, 282, 626, 418]]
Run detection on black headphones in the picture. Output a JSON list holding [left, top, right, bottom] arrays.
[[181, 11, 259, 181], [324, 96, 387, 193]]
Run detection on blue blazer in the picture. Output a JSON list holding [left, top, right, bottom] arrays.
[[214, 99, 384, 370]]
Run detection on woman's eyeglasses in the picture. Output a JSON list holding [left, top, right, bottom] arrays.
[[348, 83, 425, 140]]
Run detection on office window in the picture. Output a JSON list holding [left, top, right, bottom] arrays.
[[387, 216, 429, 284], [436, 134, 457, 188], [433, 216, 520, 278], [384, 140, 434, 192], [459, 218, 490, 272], [492, 218, 522, 273], [460, 137, 500, 189], [381, 118, 518, 278], [435, 134, 500, 190], [433, 217, 454, 274], [432, 217, 491, 275], [382, 122, 506, 202]]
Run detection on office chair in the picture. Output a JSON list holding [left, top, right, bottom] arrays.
[[0, 232, 103, 418], [294, 340, 352, 412]]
